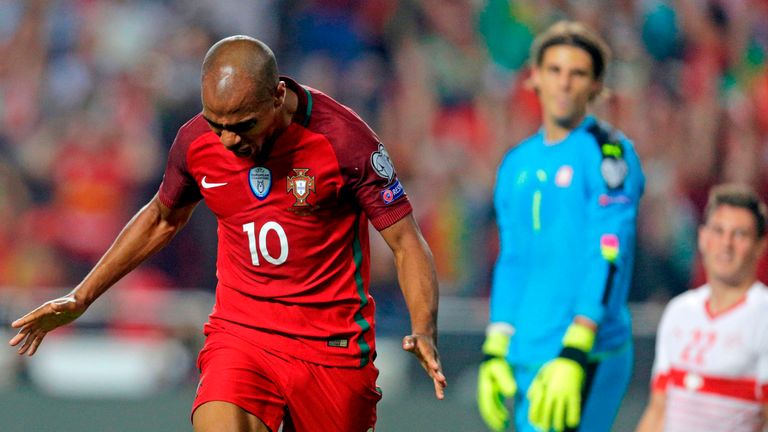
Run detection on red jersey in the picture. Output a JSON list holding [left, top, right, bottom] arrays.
[[158, 77, 412, 367]]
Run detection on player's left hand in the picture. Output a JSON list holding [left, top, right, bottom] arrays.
[[527, 357, 584, 432], [402, 333, 447, 400]]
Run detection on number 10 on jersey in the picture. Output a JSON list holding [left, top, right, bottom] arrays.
[[242, 221, 289, 265]]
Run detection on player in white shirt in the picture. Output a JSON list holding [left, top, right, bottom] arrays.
[[636, 183, 768, 432]]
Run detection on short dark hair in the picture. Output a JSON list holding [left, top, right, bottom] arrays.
[[530, 21, 611, 81], [704, 183, 768, 238]]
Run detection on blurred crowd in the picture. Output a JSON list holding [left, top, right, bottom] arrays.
[[1, 0, 768, 306]]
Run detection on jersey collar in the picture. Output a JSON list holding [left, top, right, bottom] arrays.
[[281, 76, 313, 128], [703, 281, 762, 320], [539, 114, 597, 146]]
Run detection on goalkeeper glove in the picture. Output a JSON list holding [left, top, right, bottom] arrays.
[[527, 322, 595, 432], [478, 323, 517, 432]]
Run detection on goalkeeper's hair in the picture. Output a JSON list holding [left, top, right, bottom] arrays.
[[704, 183, 768, 238], [529, 21, 611, 82]]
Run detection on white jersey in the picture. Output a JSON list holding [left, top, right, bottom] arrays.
[[651, 282, 768, 432]]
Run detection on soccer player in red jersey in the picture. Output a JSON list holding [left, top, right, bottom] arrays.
[[8, 36, 446, 432]]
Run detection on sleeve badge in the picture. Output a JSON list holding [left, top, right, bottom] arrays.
[[371, 143, 395, 183], [600, 154, 628, 189]]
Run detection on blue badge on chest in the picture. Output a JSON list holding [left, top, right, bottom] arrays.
[[249, 167, 272, 200]]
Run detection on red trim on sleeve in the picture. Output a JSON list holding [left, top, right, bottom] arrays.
[[370, 204, 412, 231], [760, 383, 768, 403], [652, 372, 670, 393], [157, 191, 177, 209]]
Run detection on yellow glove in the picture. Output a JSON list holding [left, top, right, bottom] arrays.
[[527, 323, 595, 432], [478, 323, 517, 432]]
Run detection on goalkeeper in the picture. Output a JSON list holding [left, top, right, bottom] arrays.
[[478, 21, 645, 432]]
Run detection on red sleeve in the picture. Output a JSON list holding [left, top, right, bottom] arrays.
[[157, 116, 205, 208], [350, 139, 413, 230], [308, 89, 412, 230]]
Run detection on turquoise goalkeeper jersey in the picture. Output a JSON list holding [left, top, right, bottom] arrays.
[[490, 115, 645, 365]]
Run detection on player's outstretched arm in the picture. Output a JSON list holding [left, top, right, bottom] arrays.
[[379, 214, 447, 400], [8, 194, 198, 356]]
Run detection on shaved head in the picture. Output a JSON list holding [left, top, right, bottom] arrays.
[[199, 36, 294, 159], [201, 35, 279, 109]]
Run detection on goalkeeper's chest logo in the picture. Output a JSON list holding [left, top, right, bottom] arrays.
[[287, 168, 315, 207], [555, 165, 573, 187]]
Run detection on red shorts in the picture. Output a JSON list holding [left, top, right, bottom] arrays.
[[192, 329, 382, 432]]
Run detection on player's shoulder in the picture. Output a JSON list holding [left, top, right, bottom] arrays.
[[514, 133, 541, 152], [177, 113, 211, 140], [748, 282, 768, 305], [498, 133, 541, 169], [745, 283, 768, 339], [285, 77, 393, 182], [667, 285, 709, 312], [173, 113, 213, 148], [579, 117, 638, 160], [578, 116, 644, 193], [579, 117, 626, 143], [290, 78, 378, 148]]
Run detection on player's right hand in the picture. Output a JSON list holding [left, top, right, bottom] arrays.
[[402, 333, 447, 400], [478, 356, 516, 431], [8, 294, 87, 356], [527, 321, 595, 432]]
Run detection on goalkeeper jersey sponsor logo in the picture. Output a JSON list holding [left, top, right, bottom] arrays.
[[555, 165, 573, 187]]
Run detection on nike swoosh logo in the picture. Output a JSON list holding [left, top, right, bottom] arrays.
[[201, 176, 227, 189]]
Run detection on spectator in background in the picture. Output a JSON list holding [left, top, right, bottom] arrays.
[[382, 0, 502, 296], [0, 152, 67, 288], [477, 21, 645, 432], [636, 183, 768, 432]]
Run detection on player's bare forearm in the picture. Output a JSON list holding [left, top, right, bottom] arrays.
[[380, 214, 446, 399], [380, 215, 439, 337], [72, 194, 196, 306], [635, 391, 666, 432], [396, 244, 438, 338], [9, 194, 196, 355], [762, 402, 768, 428]]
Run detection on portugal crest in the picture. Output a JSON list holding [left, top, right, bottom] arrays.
[[287, 168, 315, 207], [248, 167, 272, 200]]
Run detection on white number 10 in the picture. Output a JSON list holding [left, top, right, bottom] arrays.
[[242, 221, 289, 266]]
